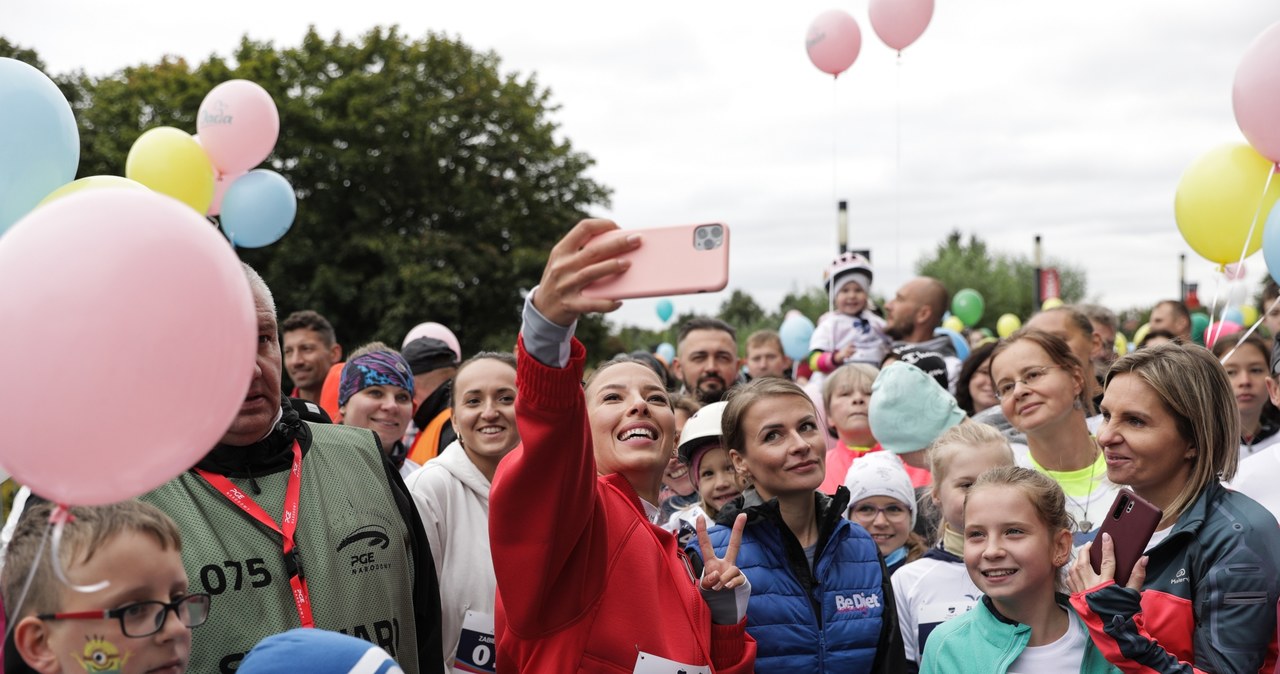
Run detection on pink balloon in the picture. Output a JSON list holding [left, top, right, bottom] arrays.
[[197, 80, 280, 175], [1205, 321, 1243, 348], [208, 170, 245, 217], [0, 190, 256, 505], [1224, 262, 1248, 281], [869, 0, 935, 52], [1234, 22, 1280, 162], [806, 10, 862, 77], [402, 321, 462, 361]]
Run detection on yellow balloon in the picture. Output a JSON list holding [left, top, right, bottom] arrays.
[[1132, 322, 1151, 347], [942, 315, 965, 333], [996, 313, 1022, 338], [1174, 143, 1280, 264], [125, 127, 215, 214], [1114, 332, 1128, 355], [1041, 297, 1064, 311], [38, 175, 148, 207], [1242, 305, 1260, 327]]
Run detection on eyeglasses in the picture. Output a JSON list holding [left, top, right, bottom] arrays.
[[994, 365, 1061, 401], [849, 504, 911, 523], [38, 593, 211, 638]]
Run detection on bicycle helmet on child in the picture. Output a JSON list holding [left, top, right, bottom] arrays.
[[823, 252, 873, 296]]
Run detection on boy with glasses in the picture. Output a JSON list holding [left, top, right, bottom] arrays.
[[3, 501, 208, 674]]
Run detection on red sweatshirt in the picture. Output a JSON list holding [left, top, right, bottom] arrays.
[[489, 337, 755, 673]]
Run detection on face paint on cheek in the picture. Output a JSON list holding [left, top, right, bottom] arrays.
[[74, 635, 131, 673]]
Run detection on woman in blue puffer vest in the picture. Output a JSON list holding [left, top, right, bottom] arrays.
[[689, 377, 904, 673]]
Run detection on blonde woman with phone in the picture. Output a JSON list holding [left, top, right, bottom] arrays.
[[1067, 344, 1280, 674]]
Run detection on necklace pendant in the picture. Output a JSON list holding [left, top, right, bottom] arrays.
[[1079, 520, 1093, 532]]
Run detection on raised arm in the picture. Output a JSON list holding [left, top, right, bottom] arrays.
[[488, 219, 640, 634]]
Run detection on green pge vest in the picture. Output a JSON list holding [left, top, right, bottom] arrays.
[[142, 423, 420, 674]]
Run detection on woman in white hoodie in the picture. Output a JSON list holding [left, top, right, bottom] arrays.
[[405, 351, 520, 672]]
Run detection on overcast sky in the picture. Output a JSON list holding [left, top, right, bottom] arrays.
[[7, 1, 1279, 331]]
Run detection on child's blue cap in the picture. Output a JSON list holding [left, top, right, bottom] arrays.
[[238, 629, 402, 674]]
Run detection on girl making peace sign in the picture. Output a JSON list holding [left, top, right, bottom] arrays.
[[488, 219, 756, 673]]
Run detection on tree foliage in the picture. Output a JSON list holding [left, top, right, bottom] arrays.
[[2, 28, 611, 357], [602, 285, 831, 357], [917, 230, 1086, 329]]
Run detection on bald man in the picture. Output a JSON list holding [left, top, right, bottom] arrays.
[[884, 277, 962, 392]]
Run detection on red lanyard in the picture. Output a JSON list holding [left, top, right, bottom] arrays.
[[195, 440, 314, 628]]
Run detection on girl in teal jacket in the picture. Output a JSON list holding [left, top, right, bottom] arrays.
[[920, 467, 1117, 674]]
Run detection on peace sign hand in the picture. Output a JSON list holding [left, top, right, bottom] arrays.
[[696, 513, 747, 591]]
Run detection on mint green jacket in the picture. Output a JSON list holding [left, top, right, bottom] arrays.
[[920, 595, 1118, 674]]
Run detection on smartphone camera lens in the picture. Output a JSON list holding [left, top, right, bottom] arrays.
[[695, 226, 720, 250]]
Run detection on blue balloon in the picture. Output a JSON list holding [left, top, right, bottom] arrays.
[[656, 299, 674, 323], [1266, 200, 1280, 286], [219, 169, 297, 248], [1224, 307, 1245, 326], [0, 58, 80, 236], [779, 314, 816, 361], [934, 327, 970, 361], [655, 342, 675, 363]]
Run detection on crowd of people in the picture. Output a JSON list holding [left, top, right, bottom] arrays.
[[3, 217, 1280, 673]]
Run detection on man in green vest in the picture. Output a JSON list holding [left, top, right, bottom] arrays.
[[141, 263, 444, 674]]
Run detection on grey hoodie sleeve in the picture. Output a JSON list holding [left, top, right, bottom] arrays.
[[520, 286, 576, 368]]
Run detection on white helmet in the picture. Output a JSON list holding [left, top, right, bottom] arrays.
[[677, 401, 728, 465]]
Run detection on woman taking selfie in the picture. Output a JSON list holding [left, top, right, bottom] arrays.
[[1068, 343, 1280, 673], [488, 219, 755, 673]]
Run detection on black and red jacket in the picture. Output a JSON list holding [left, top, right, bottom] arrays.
[[1070, 481, 1280, 673]]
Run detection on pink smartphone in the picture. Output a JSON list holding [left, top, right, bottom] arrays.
[[581, 223, 730, 300], [1090, 489, 1162, 586]]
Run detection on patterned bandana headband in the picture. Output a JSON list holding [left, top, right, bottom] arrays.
[[338, 351, 416, 406]]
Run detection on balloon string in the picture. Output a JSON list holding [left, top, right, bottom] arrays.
[[1220, 295, 1280, 365], [1231, 163, 1277, 276], [832, 75, 839, 242], [1217, 164, 1278, 344], [49, 505, 110, 594], [895, 54, 904, 268], [1205, 269, 1224, 347]]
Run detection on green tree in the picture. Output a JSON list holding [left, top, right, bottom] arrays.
[[718, 289, 765, 331], [4, 29, 611, 358], [778, 286, 829, 325], [917, 231, 1086, 329]]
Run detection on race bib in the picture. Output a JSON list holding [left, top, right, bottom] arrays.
[[452, 611, 496, 674], [632, 651, 711, 674]]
